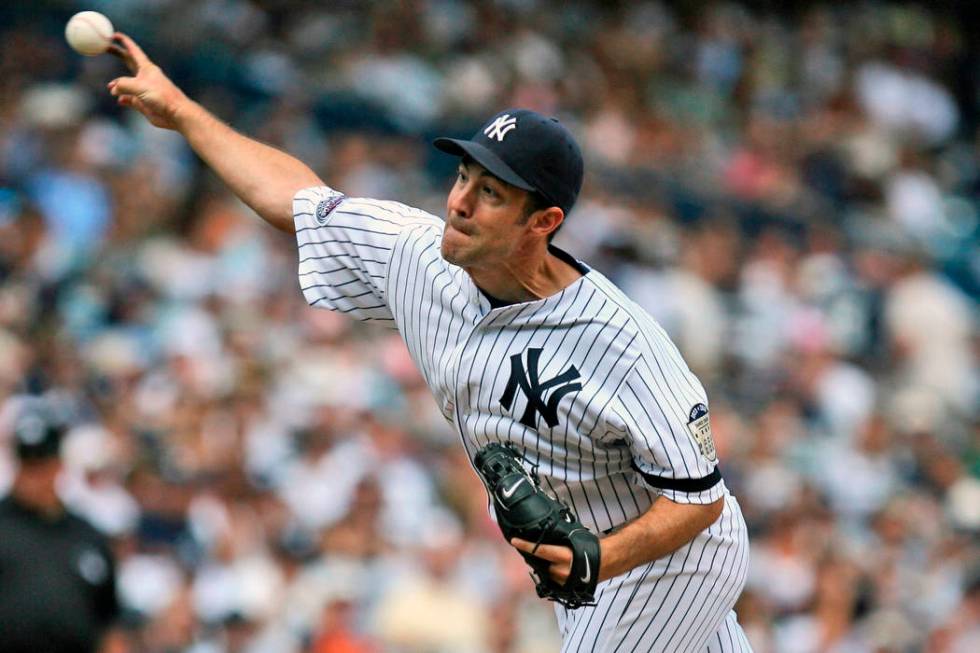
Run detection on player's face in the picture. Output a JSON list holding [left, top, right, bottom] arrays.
[[442, 161, 533, 267]]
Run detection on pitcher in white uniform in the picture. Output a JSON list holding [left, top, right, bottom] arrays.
[[107, 31, 752, 652]]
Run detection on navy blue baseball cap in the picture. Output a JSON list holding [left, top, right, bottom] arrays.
[[433, 109, 584, 215]]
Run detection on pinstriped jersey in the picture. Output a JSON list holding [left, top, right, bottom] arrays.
[[293, 186, 731, 536]]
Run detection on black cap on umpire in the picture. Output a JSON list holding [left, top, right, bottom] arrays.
[[433, 108, 584, 216], [11, 401, 66, 461]]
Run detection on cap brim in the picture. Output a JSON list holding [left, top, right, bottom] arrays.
[[432, 137, 536, 192]]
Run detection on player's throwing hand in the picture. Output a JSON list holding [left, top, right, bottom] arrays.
[[107, 33, 189, 130]]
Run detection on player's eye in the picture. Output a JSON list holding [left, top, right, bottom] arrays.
[[482, 185, 498, 198], [457, 170, 468, 183]]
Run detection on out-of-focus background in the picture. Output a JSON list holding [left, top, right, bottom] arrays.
[[1, 1, 978, 651]]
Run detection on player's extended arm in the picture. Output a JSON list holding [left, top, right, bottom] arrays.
[[512, 494, 724, 584], [106, 33, 321, 233]]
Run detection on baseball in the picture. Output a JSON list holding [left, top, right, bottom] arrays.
[[65, 11, 114, 56]]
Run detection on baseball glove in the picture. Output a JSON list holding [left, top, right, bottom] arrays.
[[473, 442, 600, 609]]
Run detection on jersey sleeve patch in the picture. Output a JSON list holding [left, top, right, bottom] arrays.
[[686, 403, 717, 462], [315, 195, 346, 224]]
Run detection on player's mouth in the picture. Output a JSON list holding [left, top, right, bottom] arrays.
[[448, 221, 474, 237]]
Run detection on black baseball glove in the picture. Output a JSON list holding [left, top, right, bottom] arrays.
[[473, 442, 600, 609]]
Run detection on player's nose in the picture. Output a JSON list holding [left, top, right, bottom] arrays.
[[447, 185, 475, 220]]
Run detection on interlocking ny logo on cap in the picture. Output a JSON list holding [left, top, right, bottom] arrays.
[[484, 114, 518, 141]]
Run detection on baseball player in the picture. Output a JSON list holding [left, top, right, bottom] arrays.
[[107, 33, 751, 652]]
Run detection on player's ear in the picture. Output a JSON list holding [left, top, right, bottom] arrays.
[[530, 206, 565, 239]]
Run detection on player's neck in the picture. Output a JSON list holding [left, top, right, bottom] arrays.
[[467, 248, 582, 304]]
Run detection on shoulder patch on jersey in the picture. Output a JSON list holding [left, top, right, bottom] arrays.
[[686, 403, 717, 462], [315, 195, 346, 224]]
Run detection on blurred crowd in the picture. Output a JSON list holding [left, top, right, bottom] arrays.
[[1, 1, 978, 652]]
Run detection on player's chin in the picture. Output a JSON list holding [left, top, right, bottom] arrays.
[[440, 228, 471, 265], [440, 242, 464, 265]]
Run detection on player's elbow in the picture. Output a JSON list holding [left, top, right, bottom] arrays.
[[705, 496, 725, 528], [703, 496, 725, 528], [683, 497, 725, 536]]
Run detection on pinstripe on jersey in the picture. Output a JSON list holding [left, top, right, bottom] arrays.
[[293, 186, 752, 652]]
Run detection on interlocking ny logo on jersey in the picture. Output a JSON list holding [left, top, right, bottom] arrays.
[[484, 114, 518, 141], [500, 348, 581, 429]]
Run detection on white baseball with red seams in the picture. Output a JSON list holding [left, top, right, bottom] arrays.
[[65, 11, 114, 56]]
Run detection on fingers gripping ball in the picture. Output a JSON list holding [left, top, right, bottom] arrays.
[[65, 11, 114, 56], [474, 443, 601, 609]]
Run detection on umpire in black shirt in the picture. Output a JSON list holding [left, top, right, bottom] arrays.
[[0, 400, 121, 653]]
